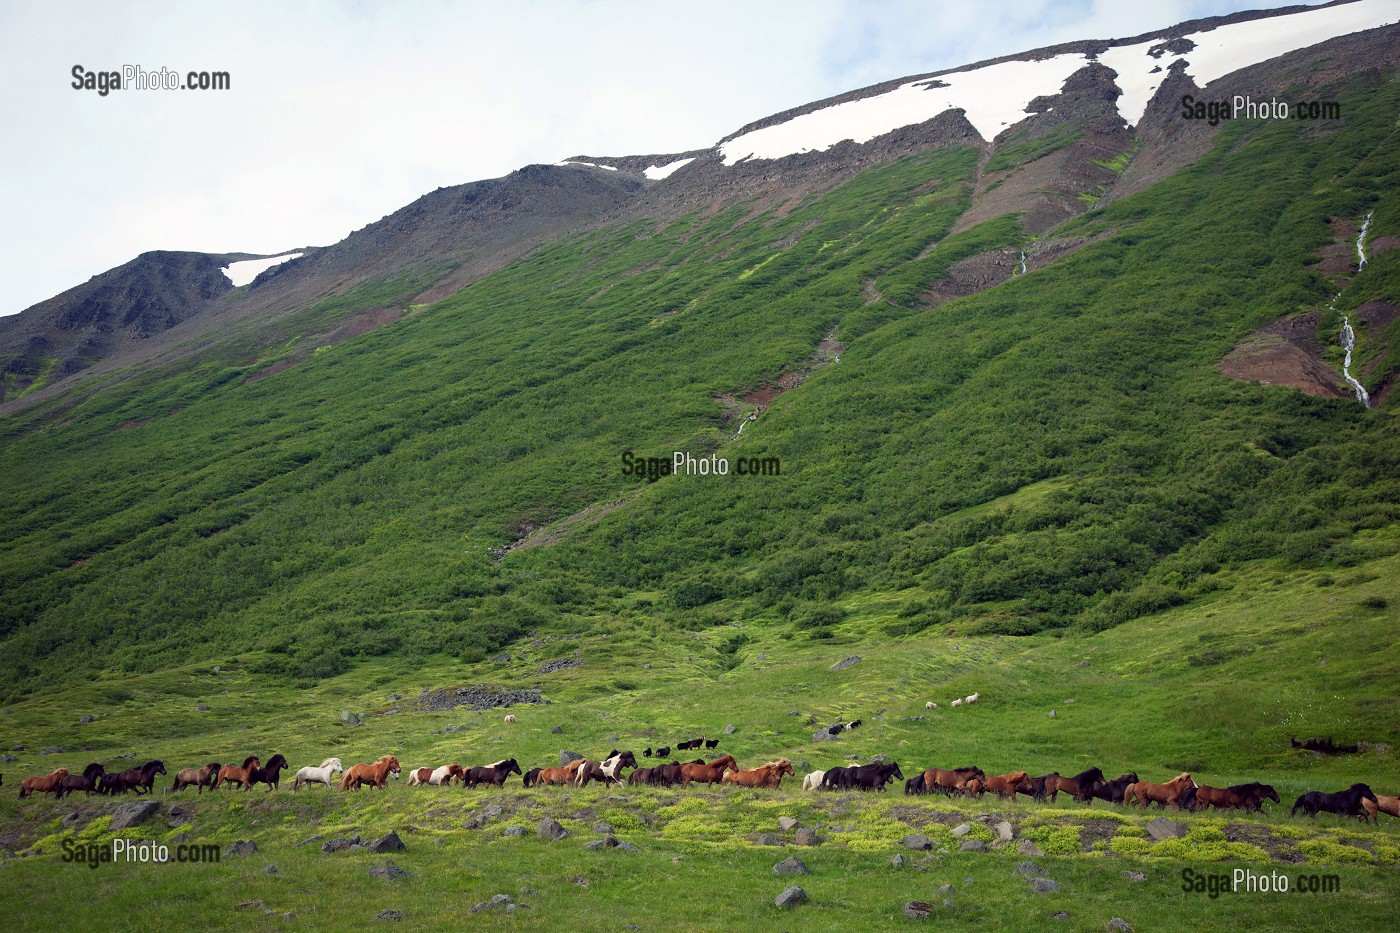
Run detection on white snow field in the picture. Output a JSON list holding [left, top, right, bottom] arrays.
[[221, 253, 304, 287]]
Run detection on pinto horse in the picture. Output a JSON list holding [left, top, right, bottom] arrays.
[[18, 768, 69, 799], [56, 763, 106, 798], [725, 759, 794, 789], [340, 756, 401, 791], [1291, 783, 1377, 819], [465, 758, 522, 788], [680, 755, 737, 786], [1125, 773, 1194, 809], [172, 763, 221, 794], [217, 756, 261, 791], [407, 764, 465, 786], [575, 752, 637, 787], [293, 758, 343, 791], [250, 754, 290, 791], [803, 770, 827, 792]]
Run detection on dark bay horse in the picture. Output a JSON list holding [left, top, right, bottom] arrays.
[[464, 758, 522, 788], [113, 760, 166, 795], [1052, 767, 1105, 803], [250, 754, 290, 791], [1291, 783, 1376, 819], [56, 763, 106, 798]]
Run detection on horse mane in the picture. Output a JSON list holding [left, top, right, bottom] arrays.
[[485, 759, 510, 769], [142, 760, 164, 774], [82, 762, 105, 779], [319, 757, 341, 769], [206, 762, 222, 771], [241, 755, 259, 768]]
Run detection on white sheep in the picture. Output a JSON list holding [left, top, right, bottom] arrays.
[[950, 698, 963, 708], [925, 701, 937, 710], [965, 693, 980, 705], [504, 714, 517, 724]]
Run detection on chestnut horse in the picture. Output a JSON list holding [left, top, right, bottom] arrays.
[[217, 756, 261, 791], [1125, 773, 1194, 809], [56, 763, 106, 798], [680, 755, 737, 786], [172, 763, 221, 794], [340, 755, 401, 791], [982, 771, 1030, 800], [1194, 782, 1274, 812], [1362, 793, 1400, 825], [921, 767, 984, 795], [724, 759, 794, 789], [531, 766, 576, 787], [1051, 767, 1105, 803], [18, 768, 69, 799]]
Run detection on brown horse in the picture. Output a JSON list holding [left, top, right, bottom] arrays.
[[465, 758, 523, 788], [680, 755, 737, 786], [1051, 767, 1106, 803], [1194, 783, 1269, 812], [56, 763, 106, 798], [112, 760, 166, 795], [531, 766, 576, 787], [723, 759, 795, 789], [922, 767, 984, 795], [172, 763, 222, 793], [982, 771, 1029, 800], [340, 755, 401, 791], [1362, 793, 1400, 825], [1125, 773, 1194, 809], [18, 768, 69, 798], [217, 756, 261, 791], [249, 754, 290, 791]]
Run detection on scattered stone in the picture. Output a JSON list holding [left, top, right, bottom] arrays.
[[757, 833, 784, 847], [339, 710, 364, 726], [236, 900, 264, 910], [757, 653, 766, 661], [994, 821, 1015, 841], [79, 715, 93, 724], [793, 828, 819, 846], [482, 804, 504, 821], [951, 824, 971, 837], [538, 818, 570, 841], [1107, 919, 1133, 932], [368, 862, 412, 880], [774, 857, 810, 875], [1052, 911, 1070, 920], [594, 822, 613, 834], [1, 755, 17, 763], [375, 909, 403, 921], [322, 835, 364, 853], [387, 693, 402, 701], [1048, 710, 1056, 719], [501, 827, 526, 837], [9, 745, 21, 751], [81, 746, 93, 751], [1014, 861, 1049, 878], [812, 729, 838, 742], [788, 710, 800, 716], [774, 886, 807, 908], [902, 834, 932, 850], [369, 832, 405, 853], [110, 801, 159, 830], [490, 653, 511, 663], [1147, 817, 1188, 841], [41, 746, 63, 755], [616, 840, 639, 852], [1029, 877, 1061, 893], [224, 841, 259, 856], [1018, 839, 1044, 856], [960, 840, 988, 852], [778, 817, 799, 831], [558, 750, 582, 766], [892, 854, 907, 867], [937, 884, 957, 895], [724, 724, 736, 734], [1078, 660, 1090, 667], [831, 655, 862, 671], [1123, 871, 1146, 882], [263, 864, 279, 874], [904, 902, 934, 920], [61, 810, 89, 826]]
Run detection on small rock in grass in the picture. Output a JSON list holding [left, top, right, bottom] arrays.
[[1107, 920, 1133, 932], [951, 824, 971, 837], [960, 840, 987, 852], [902, 834, 932, 850], [774, 857, 810, 875], [368, 862, 412, 880], [538, 818, 570, 841], [375, 909, 403, 921], [774, 886, 807, 908], [224, 840, 258, 856], [1018, 840, 1044, 856], [793, 828, 819, 846], [778, 817, 798, 831], [892, 854, 907, 868], [236, 900, 263, 910], [263, 865, 279, 874], [1029, 877, 1061, 893], [994, 821, 1014, 841], [1122, 870, 1146, 882], [368, 832, 405, 853], [1014, 861, 1049, 878], [904, 902, 933, 920]]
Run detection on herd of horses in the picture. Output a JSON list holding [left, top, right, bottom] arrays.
[[9, 752, 1398, 824]]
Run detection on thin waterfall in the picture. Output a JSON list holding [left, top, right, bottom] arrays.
[[1016, 249, 1027, 275], [1339, 316, 1371, 408], [1356, 212, 1373, 270]]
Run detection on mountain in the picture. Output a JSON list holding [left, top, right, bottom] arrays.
[[0, 0, 1397, 698]]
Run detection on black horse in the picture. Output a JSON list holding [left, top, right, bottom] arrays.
[[464, 758, 523, 788], [821, 766, 855, 789], [108, 760, 166, 795], [848, 762, 903, 791], [522, 767, 542, 788], [1018, 772, 1061, 803], [250, 754, 290, 791], [1087, 772, 1139, 805], [56, 763, 106, 798], [1291, 783, 1376, 819], [904, 775, 926, 795]]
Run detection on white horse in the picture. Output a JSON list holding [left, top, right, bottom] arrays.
[[802, 770, 826, 792], [292, 757, 343, 790]]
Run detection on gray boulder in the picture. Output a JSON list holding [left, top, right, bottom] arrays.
[[1029, 877, 1061, 893], [368, 862, 412, 880], [774, 886, 807, 908], [793, 828, 819, 846], [558, 750, 582, 766], [959, 840, 987, 852], [368, 832, 405, 853], [224, 840, 259, 856], [538, 818, 570, 841], [109, 801, 159, 830], [774, 857, 810, 875], [902, 834, 932, 850], [830, 656, 862, 671], [339, 710, 364, 726], [1147, 817, 1188, 841]]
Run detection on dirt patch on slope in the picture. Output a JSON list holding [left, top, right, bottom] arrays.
[[1218, 312, 1349, 399], [920, 248, 1021, 306]]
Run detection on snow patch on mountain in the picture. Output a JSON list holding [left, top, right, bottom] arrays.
[[221, 253, 304, 287], [558, 160, 618, 171], [644, 157, 696, 180], [718, 0, 1398, 165]]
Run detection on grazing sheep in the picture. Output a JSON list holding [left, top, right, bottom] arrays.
[[504, 714, 517, 724], [951, 698, 963, 708], [965, 693, 980, 705], [925, 701, 937, 710]]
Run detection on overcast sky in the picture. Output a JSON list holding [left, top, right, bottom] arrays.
[[0, 0, 1313, 316]]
